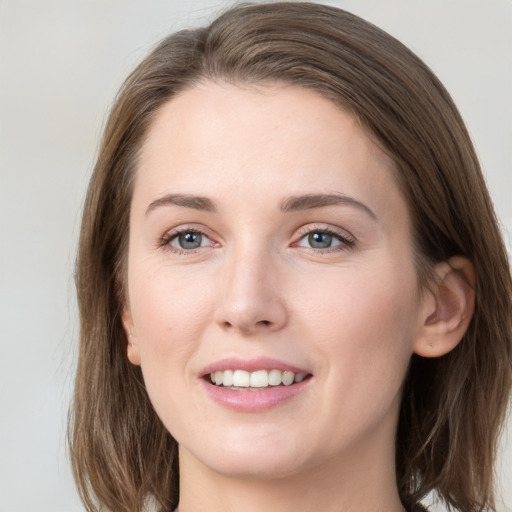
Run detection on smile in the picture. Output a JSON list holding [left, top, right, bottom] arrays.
[[210, 369, 308, 388], [200, 359, 313, 412]]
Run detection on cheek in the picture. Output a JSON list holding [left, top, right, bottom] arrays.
[[294, 265, 419, 449], [128, 266, 213, 369], [296, 259, 419, 387], [126, 267, 215, 431]]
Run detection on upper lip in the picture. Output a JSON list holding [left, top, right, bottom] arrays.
[[199, 357, 310, 377]]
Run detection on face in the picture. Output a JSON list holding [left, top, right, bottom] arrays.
[[123, 83, 429, 480]]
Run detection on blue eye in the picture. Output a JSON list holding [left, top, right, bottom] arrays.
[[175, 232, 203, 249], [163, 229, 214, 251], [296, 229, 354, 251], [307, 232, 335, 249]]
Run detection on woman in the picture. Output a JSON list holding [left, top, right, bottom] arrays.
[[69, 3, 512, 512]]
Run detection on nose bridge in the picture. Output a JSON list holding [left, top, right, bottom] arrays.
[[215, 238, 287, 334]]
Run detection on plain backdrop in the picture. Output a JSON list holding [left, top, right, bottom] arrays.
[[0, 1, 510, 511]]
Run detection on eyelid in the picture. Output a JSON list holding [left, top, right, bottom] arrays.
[[294, 223, 354, 240]]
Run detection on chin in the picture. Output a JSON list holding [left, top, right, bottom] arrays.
[[205, 453, 307, 481], [180, 427, 312, 480]]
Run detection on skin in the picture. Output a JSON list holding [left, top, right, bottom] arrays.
[[122, 83, 474, 512]]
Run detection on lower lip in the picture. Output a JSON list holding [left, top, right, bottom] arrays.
[[199, 378, 311, 412]]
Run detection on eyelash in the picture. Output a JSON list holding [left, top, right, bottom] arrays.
[[158, 225, 355, 255]]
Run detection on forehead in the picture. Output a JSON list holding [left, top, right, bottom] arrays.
[[134, 82, 407, 224]]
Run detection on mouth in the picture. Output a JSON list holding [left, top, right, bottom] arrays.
[[207, 369, 311, 389], [199, 358, 313, 411]]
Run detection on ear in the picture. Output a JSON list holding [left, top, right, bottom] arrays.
[[414, 256, 475, 358], [121, 306, 141, 366]]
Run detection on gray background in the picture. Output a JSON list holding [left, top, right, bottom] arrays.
[[0, 1, 510, 510]]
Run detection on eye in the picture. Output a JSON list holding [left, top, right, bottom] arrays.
[[294, 228, 354, 251], [303, 232, 337, 249], [161, 228, 216, 252], [173, 231, 206, 250]]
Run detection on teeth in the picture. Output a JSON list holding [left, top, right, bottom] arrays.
[[250, 370, 268, 388], [222, 369, 234, 387], [209, 369, 309, 388], [282, 371, 294, 386], [268, 369, 282, 386], [232, 369, 250, 387]]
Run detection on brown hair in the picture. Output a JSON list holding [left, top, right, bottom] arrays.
[[69, 3, 512, 512]]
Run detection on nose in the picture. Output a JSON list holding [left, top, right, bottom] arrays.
[[214, 248, 288, 335]]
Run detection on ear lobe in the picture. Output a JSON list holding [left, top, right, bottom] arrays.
[[414, 256, 475, 358], [121, 307, 141, 366]]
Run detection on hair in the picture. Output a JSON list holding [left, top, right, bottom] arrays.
[[69, 3, 512, 512]]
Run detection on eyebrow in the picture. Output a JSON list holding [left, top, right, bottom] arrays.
[[279, 193, 377, 220], [145, 192, 376, 220], [146, 194, 217, 215]]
